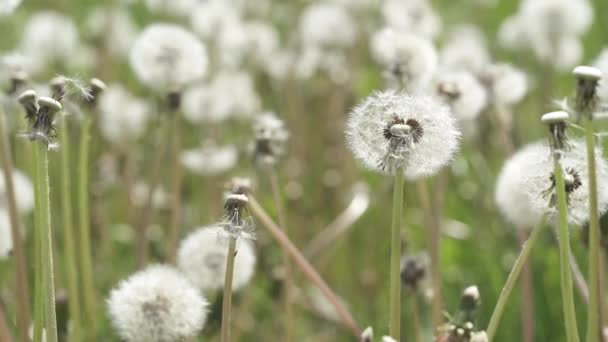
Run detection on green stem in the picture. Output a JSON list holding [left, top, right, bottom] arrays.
[[389, 171, 405, 340], [167, 112, 183, 263], [32, 142, 43, 342], [221, 237, 237, 342], [584, 118, 601, 342], [78, 114, 97, 337], [487, 222, 545, 341], [554, 155, 581, 342], [0, 106, 30, 342], [36, 142, 58, 342], [411, 294, 423, 342], [59, 119, 82, 341]]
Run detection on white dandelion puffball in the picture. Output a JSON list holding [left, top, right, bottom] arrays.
[[190, 1, 241, 40], [86, 7, 138, 58], [481, 63, 528, 106], [0, 169, 34, 214], [181, 143, 238, 176], [382, 0, 441, 39], [0, 210, 12, 259], [345, 90, 460, 179], [177, 225, 256, 292], [496, 140, 608, 228], [0, 0, 21, 17], [299, 2, 356, 49], [495, 142, 547, 228], [371, 29, 437, 91], [435, 70, 487, 121], [593, 48, 608, 102], [439, 25, 490, 74], [182, 71, 260, 124], [245, 21, 280, 67], [130, 24, 207, 91], [107, 264, 208, 342], [21, 11, 79, 71], [144, 0, 197, 17], [98, 84, 149, 144]]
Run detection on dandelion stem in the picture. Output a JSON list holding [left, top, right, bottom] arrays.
[[584, 117, 601, 342], [136, 118, 170, 268], [0, 106, 30, 342], [554, 154, 581, 342], [248, 196, 361, 337], [59, 118, 82, 342], [220, 237, 237, 342], [570, 253, 589, 303], [411, 295, 423, 342], [0, 301, 13, 342], [269, 169, 294, 342], [487, 221, 545, 341], [389, 171, 405, 340], [167, 112, 183, 263], [36, 142, 59, 342], [32, 143, 43, 342], [78, 113, 97, 337]]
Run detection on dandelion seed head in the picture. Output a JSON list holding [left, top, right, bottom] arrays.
[[471, 331, 489, 342], [370, 29, 437, 92], [86, 7, 138, 58], [480, 63, 528, 106], [98, 84, 149, 144], [299, 3, 356, 50], [252, 112, 289, 167], [190, 1, 241, 40], [220, 193, 255, 240], [439, 25, 490, 74], [0, 0, 21, 17], [360, 327, 374, 342], [0, 168, 34, 214], [130, 24, 207, 91], [107, 264, 208, 342], [345, 90, 460, 179], [435, 70, 487, 121], [400, 253, 430, 290], [181, 143, 238, 176], [177, 225, 256, 292], [382, 0, 441, 39], [245, 21, 280, 67]]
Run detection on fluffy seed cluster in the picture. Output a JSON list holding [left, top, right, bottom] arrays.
[[346, 90, 460, 179], [381, 0, 441, 39], [0, 0, 20, 17], [480, 63, 528, 106], [496, 140, 608, 227], [299, 2, 356, 50], [177, 225, 256, 292], [439, 25, 490, 74], [370, 29, 437, 91], [434, 70, 487, 121], [130, 24, 207, 91], [252, 112, 289, 167], [181, 143, 238, 176], [98, 84, 149, 145], [107, 264, 208, 342]]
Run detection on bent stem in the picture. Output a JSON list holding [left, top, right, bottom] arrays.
[[269, 169, 294, 342], [36, 142, 58, 342], [390, 171, 405, 340], [220, 237, 237, 342], [248, 196, 362, 337], [584, 118, 601, 342], [59, 118, 82, 342], [554, 155, 581, 342], [167, 112, 183, 263], [78, 113, 97, 337], [487, 221, 545, 341], [0, 106, 30, 342]]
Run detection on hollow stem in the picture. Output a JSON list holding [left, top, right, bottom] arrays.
[[487, 221, 544, 341], [411, 294, 423, 342], [554, 155, 581, 342], [269, 169, 294, 342], [167, 112, 183, 263], [0, 106, 30, 342], [248, 196, 361, 337], [78, 113, 97, 337], [36, 142, 58, 342], [32, 144, 43, 342], [59, 118, 82, 342], [584, 117, 601, 342], [220, 237, 237, 342], [390, 171, 405, 340]]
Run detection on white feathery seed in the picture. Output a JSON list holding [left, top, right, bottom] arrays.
[[181, 143, 238, 176], [130, 24, 207, 91], [370, 28, 437, 91], [381, 0, 441, 39], [345, 90, 460, 179], [434, 70, 487, 121], [98, 84, 149, 144], [107, 264, 208, 342], [299, 2, 356, 50], [0, 168, 34, 214], [177, 225, 256, 292]]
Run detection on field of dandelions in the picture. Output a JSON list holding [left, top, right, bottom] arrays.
[[1, 0, 608, 341]]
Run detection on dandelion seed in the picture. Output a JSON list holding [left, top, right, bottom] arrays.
[[345, 90, 460, 179], [107, 264, 208, 342], [177, 225, 256, 293], [130, 23, 207, 92]]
